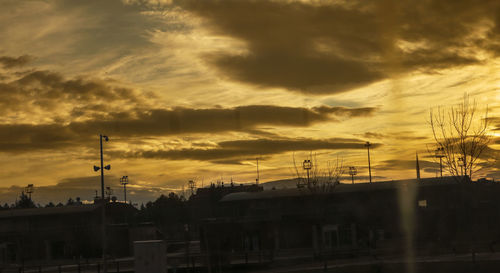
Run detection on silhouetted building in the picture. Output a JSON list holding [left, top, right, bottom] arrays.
[[200, 176, 500, 266], [0, 202, 137, 264]]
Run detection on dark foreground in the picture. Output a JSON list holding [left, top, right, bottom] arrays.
[[3, 252, 500, 273]]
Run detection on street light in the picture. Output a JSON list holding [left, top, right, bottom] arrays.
[[93, 134, 110, 273], [348, 167, 357, 184], [434, 147, 445, 178], [303, 159, 312, 188], [24, 184, 34, 200], [458, 157, 464, 177], [120, 176, 129, 203], [365, 142, 372, 183]]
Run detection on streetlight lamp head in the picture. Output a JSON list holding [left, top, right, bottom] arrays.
[[93, 166, 100, 172], [302, 159, 312, 170], [103, 135, 109, 141], [104, 165, 111, 170]]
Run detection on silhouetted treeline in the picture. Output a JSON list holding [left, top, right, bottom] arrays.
[[0, 192, 84, 210], [137, 192, 187, 223]]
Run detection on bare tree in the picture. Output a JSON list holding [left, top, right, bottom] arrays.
[[326, 156, 345, 185], [291, 152, 343, 192], [429, 94, 491, 181]]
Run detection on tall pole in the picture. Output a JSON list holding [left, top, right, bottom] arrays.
[[120, 176, 129, 203], [123, 183, 127, 202], [435, 147, 444, 178], [256, 157, 260, 185], [349, 166, 357, 184], [100, 135, 104, 200], [439, 157, 443, 178], [365, 142, 372, 183], [99, 134, 107, 273]]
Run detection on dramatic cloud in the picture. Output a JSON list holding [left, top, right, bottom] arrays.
[[376, 159, 440, 172], [490, 117, 500, 131], [0, 68, 155, 123], [361, 131, 428, 141], [0, 105, 375, 152], [176, 0, 500, 94], [125, 137, 381, 163], [0, 55, 33, 68]]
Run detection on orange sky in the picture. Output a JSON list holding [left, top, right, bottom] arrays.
[[0, 0, 499, 204]]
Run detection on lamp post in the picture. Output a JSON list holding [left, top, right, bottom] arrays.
[[458, 157, 464, 177], [120, 176, 129, 203], [93, 134, 110, 273], [303, 159, 312, 188], [24, 184, 34, 200], [365, 142, 372, 183], [434, 147, 445, 178], [348, 167, 357, 184]]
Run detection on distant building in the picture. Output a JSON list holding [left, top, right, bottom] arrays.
[[0, 202, 138, 264], [200, 176, 500, 266]]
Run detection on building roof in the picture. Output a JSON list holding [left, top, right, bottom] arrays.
[[220, 176, 468, 202], [0, 202, 136, 219], [0, 204, 100, 218]]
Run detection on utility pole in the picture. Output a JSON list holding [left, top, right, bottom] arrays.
[[94, 134, 110, 273], [416, 152, 421, 181], [365, 142, 372, 183], [120, 176, 129, 203]]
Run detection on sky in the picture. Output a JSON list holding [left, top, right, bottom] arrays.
[[0, 0, 499, 205]]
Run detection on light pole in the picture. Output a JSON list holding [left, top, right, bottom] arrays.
[[93, 134, 110, 273], [24, 184, 34, 200], [303, 159, 312, 188], [434, 147, 445, 178], [365, 142, 372, 183], [349, 167, 357, 184], [120, 176, 129, 203], [458, 157, 464, 177]]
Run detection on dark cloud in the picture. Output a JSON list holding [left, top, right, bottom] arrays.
[[177, 0, 500, 94], [376, 159, 440, 171], [0, 105, 375, 152], [69, 105, 376, 137], [361, 131, 428, 141], [0, 55, 33, 68], [0, 69, 153, 118], [123, 137, 381, 163], [488, 117, 500, 131]]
